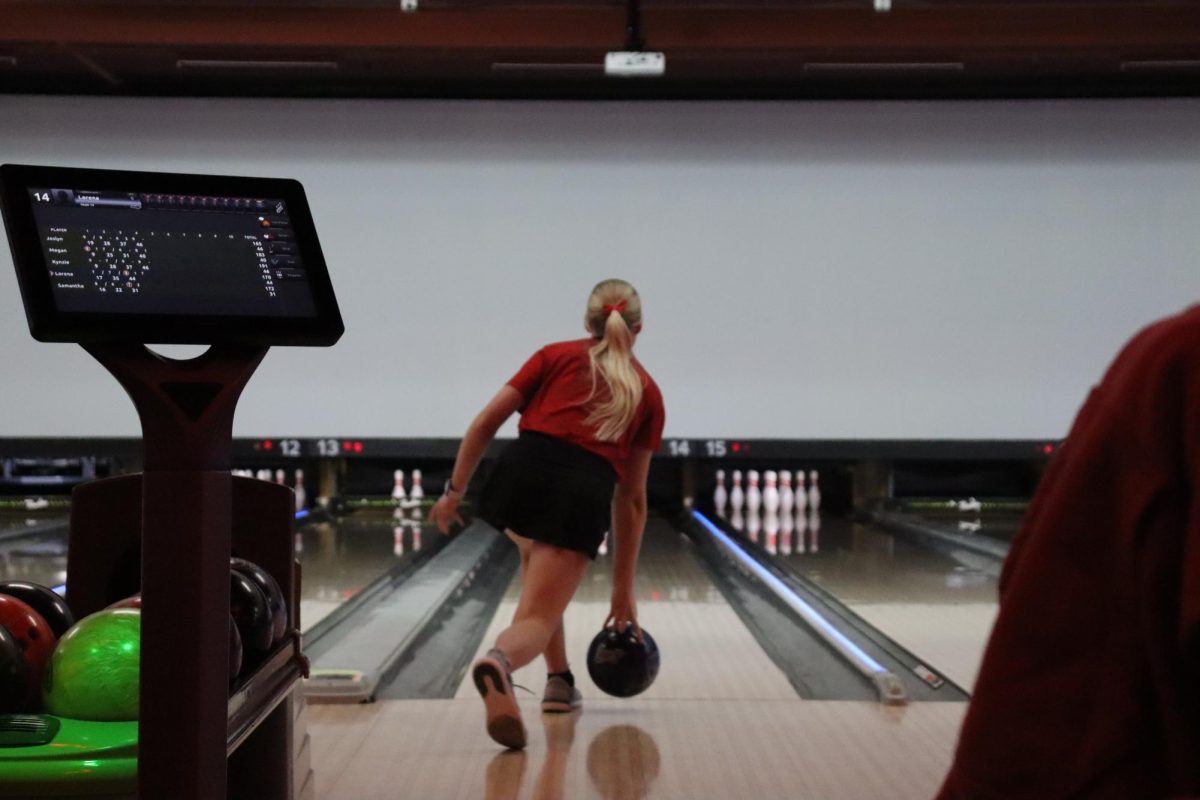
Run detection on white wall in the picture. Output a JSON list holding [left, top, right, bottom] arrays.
[[2, 95, 1198, 440]]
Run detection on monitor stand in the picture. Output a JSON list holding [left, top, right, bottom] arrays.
[[84, 342, 267, 799]]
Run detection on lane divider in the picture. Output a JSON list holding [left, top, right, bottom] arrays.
[[691, 510, 907, 706]]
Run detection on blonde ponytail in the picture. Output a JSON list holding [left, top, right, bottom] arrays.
[[584, 279, 644, 441]]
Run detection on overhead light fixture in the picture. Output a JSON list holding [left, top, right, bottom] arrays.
[[604, 51, 665, 78]]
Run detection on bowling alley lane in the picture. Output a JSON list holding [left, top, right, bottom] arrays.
[[307, 515, 969, 799], [775, 514, 1000, 690]]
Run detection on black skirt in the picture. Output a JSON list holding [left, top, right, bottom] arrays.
[[478, 431, 617, 559]]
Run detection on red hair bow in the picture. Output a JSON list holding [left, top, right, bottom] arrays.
[[603, 301, 627, 314]]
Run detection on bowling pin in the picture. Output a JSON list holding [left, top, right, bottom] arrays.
[[747, 505, 761, 543], [746, 470, 761, 516], [275, 469, 286, 486], [808, 470, 821, 512], [412, 526, 422, 551], [598, 531, 609, 556], [411, 469, 425, 501], [779, 471, 795, 518], [808, 510, 821, 552], [796, 510, 808, 554], [730, 470, 744, 515], [393, 526, 405, 556], [780, 509, 794, 556], [392, 470, 407, 501], [763, 471, 780, 515], [795, 471, 808, 514], [294, 469, 307, 512], [713, 469, 728, 518], [257, 469, 272, 482]]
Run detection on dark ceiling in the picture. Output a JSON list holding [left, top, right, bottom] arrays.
[[2, 1, 1199, 99]]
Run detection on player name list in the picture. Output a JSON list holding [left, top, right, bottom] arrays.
[[42, 227, 278, 302]]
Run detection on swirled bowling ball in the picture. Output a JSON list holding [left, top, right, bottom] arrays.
[[586, 626, 660, 698], [0, 593, 56, 710], [44, 608, 140, 721], [0, 581, 75, 637], [231, 558, 288, 646], [0, 625, 30, 712]]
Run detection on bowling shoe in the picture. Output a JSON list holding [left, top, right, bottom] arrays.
[[472, 648, 527, 750], [541, 675, 582, 713]]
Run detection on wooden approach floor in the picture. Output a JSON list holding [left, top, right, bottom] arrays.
[[308, 520, 988, 799]]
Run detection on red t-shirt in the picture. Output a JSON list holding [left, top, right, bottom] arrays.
[[937, 304, 1200, 800], [506, 338, 665, 481]]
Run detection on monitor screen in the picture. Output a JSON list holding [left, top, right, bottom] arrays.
[[1, 164, 343, 346]]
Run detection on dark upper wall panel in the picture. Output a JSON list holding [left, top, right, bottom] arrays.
[[1, 2, 1199, 98]]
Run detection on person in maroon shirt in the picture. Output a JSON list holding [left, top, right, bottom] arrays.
[[937, 304, 1200, 799], [430, 279, 665, 751]]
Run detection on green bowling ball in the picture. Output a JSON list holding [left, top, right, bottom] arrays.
[[43, 608, 140, 722]]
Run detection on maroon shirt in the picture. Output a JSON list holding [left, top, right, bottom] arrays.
[[507, 338, 665, 482], [937, 305, 1200, 799]]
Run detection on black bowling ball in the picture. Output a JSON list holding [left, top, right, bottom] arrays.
[[231, 558, 287, 646], [229, 571, 273, 663], [228, 615, 243, 683], [586, 625, 660, 698]]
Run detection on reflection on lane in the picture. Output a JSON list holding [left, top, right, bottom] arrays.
[[901, 510, 1023, 544], [298, 507, 439, 632], [725, 507, 999, 690]]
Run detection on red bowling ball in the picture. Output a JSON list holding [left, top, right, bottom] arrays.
[[0, 625, 29, 713], [0, 594, 56, 710], [0, 582, 75, 638]]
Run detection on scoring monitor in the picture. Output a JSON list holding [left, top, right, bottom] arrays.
[[0, 164, 343, 345]]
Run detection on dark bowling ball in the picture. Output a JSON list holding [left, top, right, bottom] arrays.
[[0, 594, 56, 710], [229, 571, 273, 667], [586, 625, 660, 698], [0, 582, 75, 638], [229, 615, 243, 683], [231, 558, 287, 646], [0, 625, 29, 712]]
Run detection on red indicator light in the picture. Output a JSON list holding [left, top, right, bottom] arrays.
[[650, 591, 661, 602], [1042, 444, 1055, 455], [354, 442, 363, 454], [731, 442, 741, 453], [262, 440, 273, 451], [342, 441, 352, 451]]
